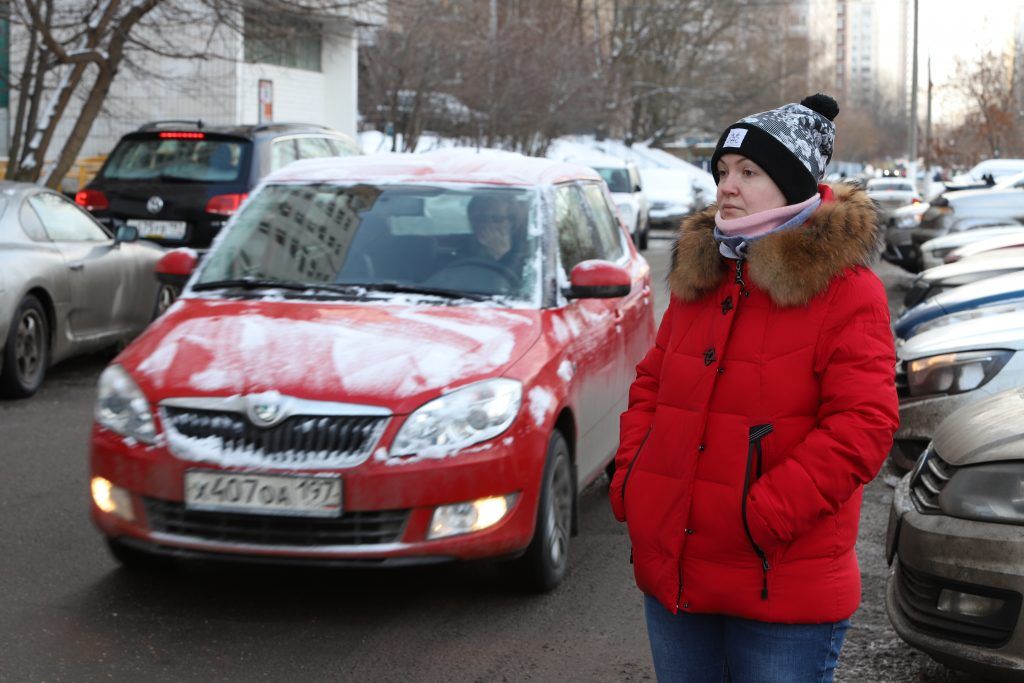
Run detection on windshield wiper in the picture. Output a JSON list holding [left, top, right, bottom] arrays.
[[342, 282, 491, 301], [157, 173, 204, 183], [192, 277, 349, 294]]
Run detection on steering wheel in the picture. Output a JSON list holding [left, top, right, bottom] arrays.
[[439, 258, 520, 285]]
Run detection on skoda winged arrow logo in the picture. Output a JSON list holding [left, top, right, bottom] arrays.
[[245, 392, 286, 427], [146, 196, 164, 214]]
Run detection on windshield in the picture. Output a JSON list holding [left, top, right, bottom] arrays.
[[102, 136, 249, 182], [196, 184, 541, 303], [868, 181, 913, 192], [595, 167, 631, 193]]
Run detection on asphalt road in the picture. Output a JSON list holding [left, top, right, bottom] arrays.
[[0, 233, 977, 682]]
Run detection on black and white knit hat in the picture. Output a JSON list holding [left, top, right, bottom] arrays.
[[710, 94, 839, 205]]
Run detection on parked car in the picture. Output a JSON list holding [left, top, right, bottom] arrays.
[[890, 310, 1024, 470], [641, 167, 712, 230], [918, 225, 1024, 271], [76, 120, 362, 250], [0, 182, 170, 398], [584, 158, 650, 250], [88, 149, 656, 590], [914, 182, 1024, 245], [894, 270, 1024, 340], [946, 232, 1024, 264], [887, 386, 1024, 680], [945, 158, 1024, 192], [901, 249, 1024, 310], [867, 177, 920, 222]]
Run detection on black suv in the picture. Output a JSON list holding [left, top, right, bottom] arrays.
[[76, 120, 362, 249]]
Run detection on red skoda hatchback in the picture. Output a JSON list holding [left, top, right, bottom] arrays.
[[89, 149, 655, 590]]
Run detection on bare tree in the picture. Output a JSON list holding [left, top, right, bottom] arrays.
[[7, 0, 379, 188]]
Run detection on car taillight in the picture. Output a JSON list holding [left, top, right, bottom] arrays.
[[205, 193, 247, 216], [75, 189, 109, 211], [912, 197, 921, 204]]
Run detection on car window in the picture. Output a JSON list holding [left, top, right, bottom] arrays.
[[296, 136, 335, 159], [271, 139, 299, 171], [29, 192, 110, 242], [102, 136, 247, 182], [197, 184, 540, 303], [580, 183, 625, 261], [328, 137, 362, 156], [18, 200, 48, 241], [554, 185, 601, 272], [595, 167, 631, 193]]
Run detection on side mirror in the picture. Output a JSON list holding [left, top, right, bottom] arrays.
[[114, 224, 138, 244], [156, 248, 198, 288], [634, 183, 642, 193], [566, 260, 631, 299]]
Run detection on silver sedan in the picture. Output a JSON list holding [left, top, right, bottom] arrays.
[[0, 182, 171, 398]]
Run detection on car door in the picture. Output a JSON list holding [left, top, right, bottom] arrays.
[[27, 191, 135, 341], [553, 183, 625, 482]]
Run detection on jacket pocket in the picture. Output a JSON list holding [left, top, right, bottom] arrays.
[[741, 423, 773, 600], [620, 427, 652, 515]]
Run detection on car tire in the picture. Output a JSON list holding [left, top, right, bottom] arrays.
[[106, 538, 171, 571], [513, 431, 574, 592], [638, 217, 649, 250], [0, 294, 49, 399], [152, 283, 180, 320]]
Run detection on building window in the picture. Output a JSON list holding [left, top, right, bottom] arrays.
[[244, 8, 322, 72]]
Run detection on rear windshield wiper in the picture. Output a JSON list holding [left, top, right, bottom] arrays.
[[157, 173, 206, 183], [340, 282, 491, 301]]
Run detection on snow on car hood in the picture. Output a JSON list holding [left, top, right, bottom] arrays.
[[899, 309, 1024, 360], [918, 249, 1024, 284], [946, 186, 1024, 212], [120, 298, 540, 413], [933, 387, 1024, 465]]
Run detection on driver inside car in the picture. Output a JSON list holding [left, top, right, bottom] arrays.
[[466, 194, 525, 271]]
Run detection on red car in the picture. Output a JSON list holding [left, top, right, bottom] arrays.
[[89, 149, 655, 590]]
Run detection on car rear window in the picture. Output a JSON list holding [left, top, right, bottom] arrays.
[[595, 167, 631, 193], [868, 181, 913, 192], [101, 136, 250, 182]]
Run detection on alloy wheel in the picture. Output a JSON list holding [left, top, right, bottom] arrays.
[[15, 309, 44, 384]]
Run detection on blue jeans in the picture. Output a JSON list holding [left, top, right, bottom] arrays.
[[644, 595, 849, 682]]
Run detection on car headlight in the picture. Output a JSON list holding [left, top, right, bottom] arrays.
[[390, 379, 522, 457], [95, 365, 157, 443], [906, 349, 1013, 397], [939, 462, 1024, 524]]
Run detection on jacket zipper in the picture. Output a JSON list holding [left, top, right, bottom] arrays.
[[619, 426, 652, 510], [741, 424, 773, 600]]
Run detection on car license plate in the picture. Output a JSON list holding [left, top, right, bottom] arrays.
[[127, 219, 187, 240], [184, 470, 342, 517]]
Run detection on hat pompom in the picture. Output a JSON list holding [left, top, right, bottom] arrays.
[[800, 94, 839, 121]]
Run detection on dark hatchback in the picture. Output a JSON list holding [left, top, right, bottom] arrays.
[[76, 121, 362, 249]]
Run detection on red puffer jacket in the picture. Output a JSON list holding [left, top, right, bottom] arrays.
[[609, 184, 898, 624]]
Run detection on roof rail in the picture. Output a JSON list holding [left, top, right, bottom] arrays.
[[251, 121, 333, 133], [136, 119, 205, 131]]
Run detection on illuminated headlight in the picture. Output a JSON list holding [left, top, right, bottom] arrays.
[[91, 476, 135, 521], [391, 379, 522, 456], [95, 365, 156, 443], [427, 494, 518, 539], [939, 462, 1024, 524], [906, 350, 1012, 397]]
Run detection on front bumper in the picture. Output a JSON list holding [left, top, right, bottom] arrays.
[[886, 475, 1024, 680], [90, 420, 546, 565]]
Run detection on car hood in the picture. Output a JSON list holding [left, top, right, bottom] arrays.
[[930, 270, 1024, 309], [899, 309, 1024, 359], [922, 226, 1024, 252], [933, 387, 1024, 466], [946, 187, 1024, 212], [119, 297, 542, 414], [918, 250, 1024, 284]]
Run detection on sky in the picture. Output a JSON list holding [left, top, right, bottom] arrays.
[[913, 0, 1024, 121]]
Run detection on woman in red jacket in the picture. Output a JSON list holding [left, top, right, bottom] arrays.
[[609, 94, 899, 682]]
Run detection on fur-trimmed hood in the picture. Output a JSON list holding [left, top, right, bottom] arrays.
[[668, 184, 881, 307]]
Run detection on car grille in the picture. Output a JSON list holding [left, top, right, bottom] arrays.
[[909, 445, 956, 513], [894, 562, 1021, 647], [162, 407, 388, 468], [144, 498, 409, 546]]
